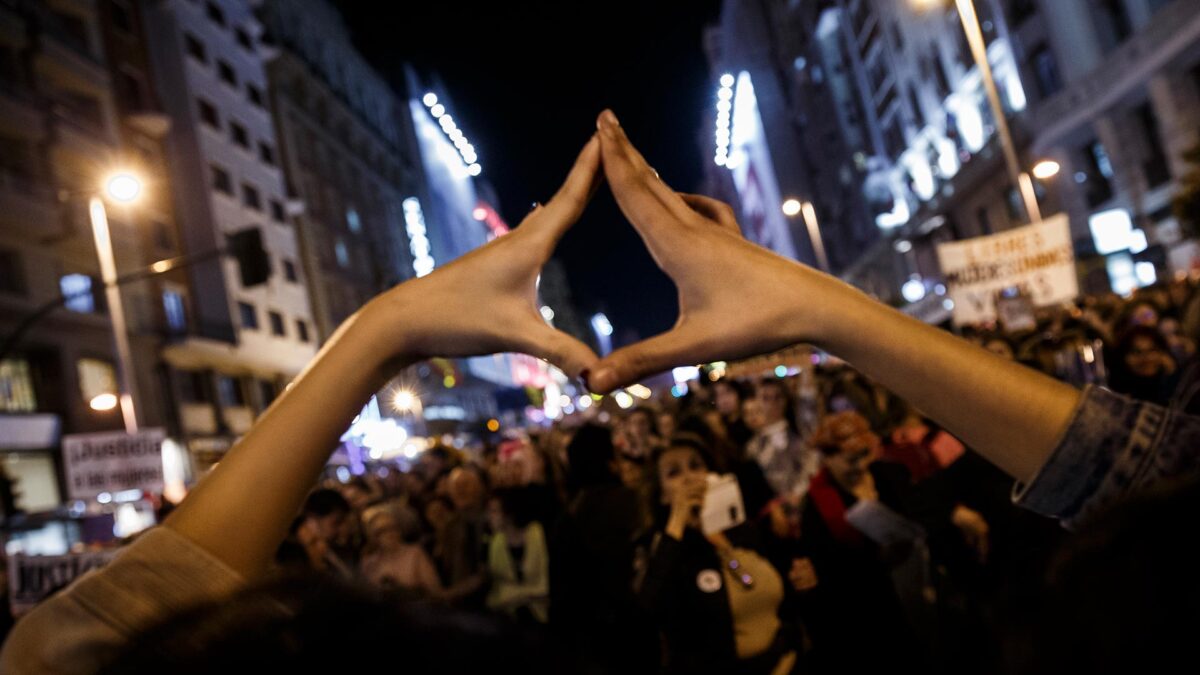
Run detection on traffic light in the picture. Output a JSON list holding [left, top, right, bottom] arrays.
[[227, 227, 271, 287]]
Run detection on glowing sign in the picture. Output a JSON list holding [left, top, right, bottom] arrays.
[[403, 197, 435, 277]]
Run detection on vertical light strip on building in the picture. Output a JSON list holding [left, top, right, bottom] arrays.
[[403, 197, 435, 277]]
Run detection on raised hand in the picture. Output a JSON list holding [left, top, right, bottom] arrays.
[[373, 135, 604, 378], [585, 110, 838, 393]]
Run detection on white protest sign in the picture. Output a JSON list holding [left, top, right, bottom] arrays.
[[62, 428, 165, 500], [935, 214, 1078, 326], [8, 550, 119, 614]]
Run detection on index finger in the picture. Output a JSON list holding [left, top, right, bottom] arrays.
[[596, 110, 694, 236]]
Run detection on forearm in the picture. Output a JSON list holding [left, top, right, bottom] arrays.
[[164, 300, 407, 578], [801, 267, 1080, 483]]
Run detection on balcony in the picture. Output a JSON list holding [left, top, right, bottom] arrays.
[[1031, 0, 1200, 150]]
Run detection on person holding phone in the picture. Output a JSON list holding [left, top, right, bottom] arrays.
[[635, 433, 813, 675]]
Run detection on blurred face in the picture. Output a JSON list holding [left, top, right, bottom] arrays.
[[1126, 336, 1166, 378], [486, 497, 506, 533], [615, 454, 646, 490], [341, 485, 371, 512], [742, 399, 766, 431], [1130, 303, 1159, 327], [365, 513, 402, 549], [657, 413, 676, 440], [656, 446, 707, 506], [424, 500, 452, 532], [447, 468, 483, 511], [629, 412, 653, 440], [714, 383, 740, 416], [815, 412, 880, 489], [757, 384, 787, 424], [1160, 317, 1181, 337]]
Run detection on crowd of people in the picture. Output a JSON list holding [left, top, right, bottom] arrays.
[[3, 113, 1197, 674]]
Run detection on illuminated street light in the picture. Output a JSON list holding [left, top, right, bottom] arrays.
[[1032, 159, 1061, 180], [781, 199, 802, 217], [104, 172, 142, 203], [902, 277, 926, 303], [392, 389, 420, 414], [90, 393, 118, 411]]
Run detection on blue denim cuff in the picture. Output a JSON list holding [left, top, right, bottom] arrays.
[[1013, 386, 1148, 528]]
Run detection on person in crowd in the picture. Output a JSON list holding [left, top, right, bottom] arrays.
[[360, 501, 443, 596], [745, 379, 819, 501], [1106, 324, 1179, 405], [485, 488, 550, 624], [675, 413, 775, 522], [339, 476, 379, 514], [7, 114, 1200, 675], [1157, 315, 1195, 364], [713, 378, 754, 450], [657, 408, 678, 441], [293, 489, 360, 578], [551, 424, 655, 673], [620, 407, 663, 460], [440, 466, 490, 608], [635, 433, 804, 674]]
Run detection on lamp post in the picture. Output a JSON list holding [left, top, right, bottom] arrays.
[[916, 0, 1041, 223], [783, 198, 831, 273], [91, 172, 143, 433]]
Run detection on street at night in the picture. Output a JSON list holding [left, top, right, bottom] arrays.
[[2, 1, 1199, 673]]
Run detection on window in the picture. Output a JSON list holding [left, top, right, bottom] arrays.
[[976, 206, 992, 235], [269, 310, 285, 336], [77, 358, 117, 406], [211, 165, 233, 194], [163, 288, 187, 332], [205, 1, 225, 26], [247, 84, 264, 108], [153, 221, 174, 250], [283, 259, 298, 282], [60, 274, 96, 313], [0, 248, 26, 295], [258, 142, 275, 166], [184, 33, 207, 63], [1031, 45, 1062, 98], [1137, 103, 1171, 188], [296, 319, 310, 343], [217, 376, 245, 407], [217, 60, 237, 87], [117, 70, 143, 110], [238, 301, 258, 329], [258, 379, 275, 408], [270, 200, 286, 223], [230, 121, 249, 148], [110, 0, 133, 33], [235, 28, 253, 50], [242, 183, 261, 210], [335, 239, 350, 268], [178, 370, 210, 404], [0, 359, 37, 412], [198, 98, 219, 128]]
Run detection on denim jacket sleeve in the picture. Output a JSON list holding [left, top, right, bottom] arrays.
[[1014, 385, 1200, 529]]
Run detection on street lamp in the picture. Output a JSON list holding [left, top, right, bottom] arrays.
[[1031, 159, 1061, 180], [783, 198, 831, 273], [90, 170, 144, 432], [915, 0, 1041, 223]]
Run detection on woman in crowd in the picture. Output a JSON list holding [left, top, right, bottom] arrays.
[[745, 379, 818, 501], [1106, 324, 1179, 405], [485, 488, 550, 624], [360, 502, 444, 597], [6, 112, 1200, 674], [635, 432, 801, 674]]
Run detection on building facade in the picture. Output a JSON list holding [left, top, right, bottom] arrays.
[[706, 0, 1200, 316], [142, 0, 316, 461], [258, 0, 419, 343]]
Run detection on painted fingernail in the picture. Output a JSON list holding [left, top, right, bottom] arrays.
[[530, 201, 541, 212]]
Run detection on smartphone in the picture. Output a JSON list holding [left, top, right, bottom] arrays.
[[700, 473, 746, 535]]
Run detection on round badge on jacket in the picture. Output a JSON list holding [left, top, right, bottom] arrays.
[[696, 569, 723, 593]]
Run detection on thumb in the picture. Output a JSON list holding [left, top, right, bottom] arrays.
[[517, 321, 601, 379], [586, 327, 706, 393]]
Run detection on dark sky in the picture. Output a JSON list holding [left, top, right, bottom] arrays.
[[334, 0, 724, 341]]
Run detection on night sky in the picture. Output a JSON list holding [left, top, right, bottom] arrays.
[[334, 0, 724, 342]]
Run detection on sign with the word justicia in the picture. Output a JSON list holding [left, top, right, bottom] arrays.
[[935, 214, 1078, 326], [62, 429, 166, 500], [8, 550, 118, 615]]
